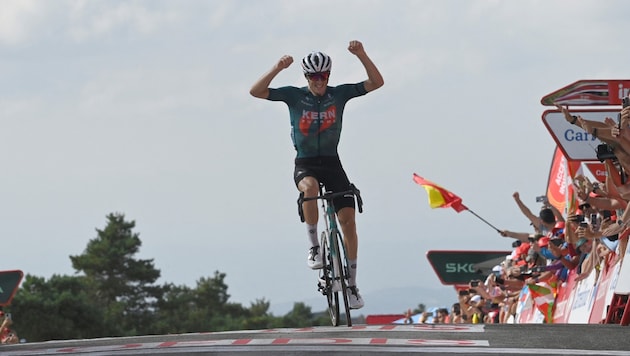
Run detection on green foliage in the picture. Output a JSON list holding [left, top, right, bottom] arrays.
[[11, 274, 107, 341], [9, 212, 370, 341], [69, 213, 163, 336]]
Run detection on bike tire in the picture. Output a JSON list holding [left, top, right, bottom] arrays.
[[321, 231, 340, 326], [332, 229, 352, 326]]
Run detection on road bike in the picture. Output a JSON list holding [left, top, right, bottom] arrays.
[[298, 183, 363, 326]]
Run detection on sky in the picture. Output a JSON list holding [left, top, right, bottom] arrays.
[[1, 0, 629, 317]]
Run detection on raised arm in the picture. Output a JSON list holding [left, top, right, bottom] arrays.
[[347, 40, 384, 93], [249, 55, 293, 99], [512, 192, 541, 227]]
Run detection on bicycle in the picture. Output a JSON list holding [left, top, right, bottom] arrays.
[[297, 183, 363, 326]]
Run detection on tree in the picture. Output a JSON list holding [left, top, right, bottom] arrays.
[[281, 302, 314, 327], [152, 283, 196, 334], [193, 271, 247, 331], [69, 213, 162, 336], [10, 274, 107, 341]]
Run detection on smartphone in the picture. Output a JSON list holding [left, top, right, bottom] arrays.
[[572, 214, 585, 223], [458, 290, 469, 296], [579, 222, 589, 228], [470, 280, 480, 287], [535, 195, 547, 203], [550, 238, 564, 247]]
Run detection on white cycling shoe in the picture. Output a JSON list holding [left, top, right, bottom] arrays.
[[347, 286, 364, 309], [307, 246, 324, 269]]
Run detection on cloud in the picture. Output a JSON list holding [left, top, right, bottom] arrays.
[[0, 0, 41, 45], [66, 1, 180, 42]]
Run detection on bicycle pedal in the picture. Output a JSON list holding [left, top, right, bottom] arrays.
[[317, 279, 327, 291]]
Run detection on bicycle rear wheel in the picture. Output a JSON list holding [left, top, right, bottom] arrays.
[[332, 229, 352, 326], [321, 231, 340, 326]]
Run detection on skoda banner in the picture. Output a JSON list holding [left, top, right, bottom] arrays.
[[426, 250, 511, 285]]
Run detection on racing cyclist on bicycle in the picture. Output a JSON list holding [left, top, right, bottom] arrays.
[[249, 40, 384, 309]]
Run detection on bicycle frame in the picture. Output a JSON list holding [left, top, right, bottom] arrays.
[[320, 188, 351, 326], [298, 183, 363, 326]]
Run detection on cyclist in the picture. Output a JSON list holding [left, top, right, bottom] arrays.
[[249, 40, 384, 309]]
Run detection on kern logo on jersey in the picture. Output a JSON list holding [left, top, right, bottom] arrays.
[[299, 106, 337, 136]]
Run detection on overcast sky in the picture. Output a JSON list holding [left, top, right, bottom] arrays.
[[1, 0, 628, 316]]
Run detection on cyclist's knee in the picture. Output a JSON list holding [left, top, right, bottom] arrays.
[[337, 208, 356, 229], [298, 176, 319, 196]]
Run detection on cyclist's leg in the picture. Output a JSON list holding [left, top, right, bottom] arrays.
[[336, 207, 357, 261], [295, 161, 322, 269], [323, 162, 364, 308], [297, 176, 319, 225], [321, 161, 358, 262]]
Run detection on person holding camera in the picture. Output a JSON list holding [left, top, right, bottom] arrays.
[[510, 192, 565, 235]]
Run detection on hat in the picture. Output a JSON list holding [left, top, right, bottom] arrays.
[[538, 236, 550, 247], [470, 295, 482, 303], [492, 265, 502, 273], [516, 242, 531, 255], [601, 237, 619, 252]]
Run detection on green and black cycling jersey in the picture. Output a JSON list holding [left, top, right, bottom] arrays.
[[267, 83, 367, 158]]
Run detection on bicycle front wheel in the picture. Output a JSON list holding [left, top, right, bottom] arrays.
[[321, 231, 340, 326], [332, 229, 352, 326]]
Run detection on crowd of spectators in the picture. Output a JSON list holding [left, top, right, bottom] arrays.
[[412, 101, 630, 325]]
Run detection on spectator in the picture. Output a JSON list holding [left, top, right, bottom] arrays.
[[0, 312, 18, 345], [435, 308, 450, 324], [403, 308, 413, 324], [419, 311, 431, 324], [511, 192, 565, 234], [450, 303, 463, 324]]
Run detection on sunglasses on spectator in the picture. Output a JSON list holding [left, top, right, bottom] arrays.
[[306, 72, 330, 81]]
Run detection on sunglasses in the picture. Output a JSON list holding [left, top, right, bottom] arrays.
[[306, 72, 330, 81]]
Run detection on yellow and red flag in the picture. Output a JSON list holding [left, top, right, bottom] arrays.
[[412, 173, 468, 213]]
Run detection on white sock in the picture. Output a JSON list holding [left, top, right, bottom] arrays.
[[348, 259, 357, 287], [306, 224, 318, 247]]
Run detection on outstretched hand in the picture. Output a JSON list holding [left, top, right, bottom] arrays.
[[555, 103, 575, 124], [276, 55, 294, 70], [348, 40, 366, 56]]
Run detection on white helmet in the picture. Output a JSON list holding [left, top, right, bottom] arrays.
[[301, 51, 332, 74]]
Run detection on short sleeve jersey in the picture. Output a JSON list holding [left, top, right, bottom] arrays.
[[267, 83, 367, 158]]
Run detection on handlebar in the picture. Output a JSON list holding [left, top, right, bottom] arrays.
[[297, 183, 363, 223]]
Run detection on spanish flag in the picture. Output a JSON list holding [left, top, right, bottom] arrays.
[[413, 173, 468, 213]]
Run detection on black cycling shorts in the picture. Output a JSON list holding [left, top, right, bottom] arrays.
[[294, 156, 355, 212]]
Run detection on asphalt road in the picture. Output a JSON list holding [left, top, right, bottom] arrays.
[[1, 324, 629, 355]]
